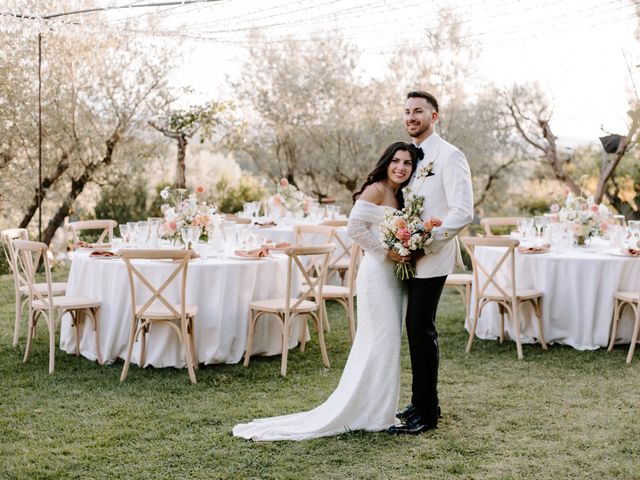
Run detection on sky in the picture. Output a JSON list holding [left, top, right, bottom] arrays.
[[94, 0, 640, 143]]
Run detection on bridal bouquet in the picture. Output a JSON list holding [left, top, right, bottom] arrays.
[[159, 185, 217, 244], [379, 188, 442, 280]]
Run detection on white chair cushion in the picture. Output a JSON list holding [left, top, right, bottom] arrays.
[[20, 282, 67, 295], [250, 298, 317, 313]]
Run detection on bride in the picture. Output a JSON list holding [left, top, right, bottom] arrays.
[[232, 142, 418, 441]]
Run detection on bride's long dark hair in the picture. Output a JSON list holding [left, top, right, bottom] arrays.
[[352, 142, 418, 208]]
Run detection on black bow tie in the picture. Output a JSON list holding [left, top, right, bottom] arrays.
[[415, 146, 424, 160]]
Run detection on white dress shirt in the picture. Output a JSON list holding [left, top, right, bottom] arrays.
[[410, 132, 474, 278]]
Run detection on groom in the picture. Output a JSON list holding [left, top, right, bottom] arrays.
[[389, 91, 474, 434]]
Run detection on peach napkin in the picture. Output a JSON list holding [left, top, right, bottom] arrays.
[[517, 244, 550, 254], [256, 221, 277, 228], [74, 241, 112, 250], [234, 247, 270, 258], [262, 242, 291, 251], [89, 250, 116, 258], [623, 248, 640, 257]]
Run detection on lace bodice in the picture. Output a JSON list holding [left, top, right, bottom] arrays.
[[346, 200, 390, 261]]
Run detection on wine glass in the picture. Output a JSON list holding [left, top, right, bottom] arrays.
[[628, 220, 640, 239], [180, 227, 194, 249], [127, 221, 138, 246], [534, 216, 545, 237], [118, 224, 129, 246]]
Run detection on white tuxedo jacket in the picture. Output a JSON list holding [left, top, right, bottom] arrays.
[[410, 133, 474, 278]]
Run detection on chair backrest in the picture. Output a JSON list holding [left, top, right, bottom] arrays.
[[460, 236, 519, 301], [67, 219, 117, 244], [294, 224, 350, 270], [480, 217, 523, 236], [12, 239, 55, 308], [119, 249, 197, 323], [1, 228, 28, 276], [284, 244, 335, 314]]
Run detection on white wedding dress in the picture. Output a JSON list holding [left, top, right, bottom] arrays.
[[232, 200, 404, 441]]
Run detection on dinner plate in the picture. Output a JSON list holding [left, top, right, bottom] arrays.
[[230, 254, 268, 261], [606, 249, 640, 258]]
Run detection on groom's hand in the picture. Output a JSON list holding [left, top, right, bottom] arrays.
[[387, 251, 411, 263]]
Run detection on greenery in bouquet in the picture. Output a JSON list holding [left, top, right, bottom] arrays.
[[159, 185, 217, 244], [270, 178, 309, 216], [550, 192, 611, 245], [379, 187, 441, 280]]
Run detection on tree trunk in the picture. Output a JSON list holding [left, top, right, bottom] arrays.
[[42, 134, 119, 246], [18, 149, 72, 229], [175, 134, 188, 189]]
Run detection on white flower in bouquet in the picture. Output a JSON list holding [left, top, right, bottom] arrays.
[[379, 187, 442, 280], [158, 185, 217, 244]]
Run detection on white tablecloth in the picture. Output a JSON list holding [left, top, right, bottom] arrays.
[[469, 245, 640, 350], [60, 250, 303, 367]]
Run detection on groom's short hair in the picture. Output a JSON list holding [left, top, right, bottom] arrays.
[[406, 91, 439, 113]]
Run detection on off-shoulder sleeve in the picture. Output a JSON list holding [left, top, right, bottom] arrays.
[[347, 200, 388, 260]]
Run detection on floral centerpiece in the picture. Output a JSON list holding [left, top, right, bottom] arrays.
[[269, 178, 308, 216], [379, 187, 442, 280], [550, 192, 611, 245], [159, 185, 217, 245]]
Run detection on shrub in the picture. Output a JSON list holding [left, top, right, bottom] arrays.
[[215, 176, 267, 214], [94, 178, 149, 224]]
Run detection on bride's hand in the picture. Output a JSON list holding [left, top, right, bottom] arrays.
[[387, 250, 411, 263]]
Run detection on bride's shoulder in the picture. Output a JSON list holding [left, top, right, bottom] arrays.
[[357, 182, 385, 204]]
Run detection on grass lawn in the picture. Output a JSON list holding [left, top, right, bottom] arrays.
[[1, 266, 639, 480]]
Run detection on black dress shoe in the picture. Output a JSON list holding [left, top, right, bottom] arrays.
[[396, 404, 441, 420], [387, 413, 437, 435], [396, 404, 416, 420]]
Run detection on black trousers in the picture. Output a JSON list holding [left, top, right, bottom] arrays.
[[406, 275, 447, 423]]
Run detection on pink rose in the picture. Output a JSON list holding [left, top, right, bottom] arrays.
[[273, 195, 283, 206], [279, 178, 289, 187], [573, 224, 583, 235], [590, 204, 599, 212], [164, 221, 176, 233], [396, 227, 411, 243], [599, 221, 609, 232], [195, 184, 205, 194], [200, 213, 212, 226], [394, 218, 407, 229]]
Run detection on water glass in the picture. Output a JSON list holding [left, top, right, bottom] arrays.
[[628, 220, 640, 238]]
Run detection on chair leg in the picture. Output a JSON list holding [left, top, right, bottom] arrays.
[[182, 317, 197, 384], [90, 308, 103, 365], [464, 283, 471, 327], [188, 317, 198, 370], [466, 297, 481, 353], [313, 312, 330, 368], [322, 300, 331, 333], [140, 325, 147, 368], [511, 302, 523, 360], [120, 317, 138, 382], [499, 304, 505, 344], [13, 290, 22, 347], [626, 306, 640, 364], [23, 309, 38, 363], [608, 300, 621, 352], [47, 311, 56, 374], [72, 311, 82, 357], [243, 310, 257, 367], [534, 298, 547, 350], [298, 315, 307, 353], [280, 315, 290, 377]]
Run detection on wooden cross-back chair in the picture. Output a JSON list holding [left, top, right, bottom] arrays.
[[1, 229, 67, 348], [294, 223, 351, 285], [460, 236, 547, 359], [480, 217, 523, 236], [309, 243, 362, 342], [13, 239, 101, 373], [608, 281, 640, 364], [119, 249, 199, 384], [67, 219, 117, 245], [243, 244, 335, 376]]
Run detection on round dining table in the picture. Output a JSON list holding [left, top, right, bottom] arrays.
[[469, 241, 640, 350], [60, 248, 303, 368]]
